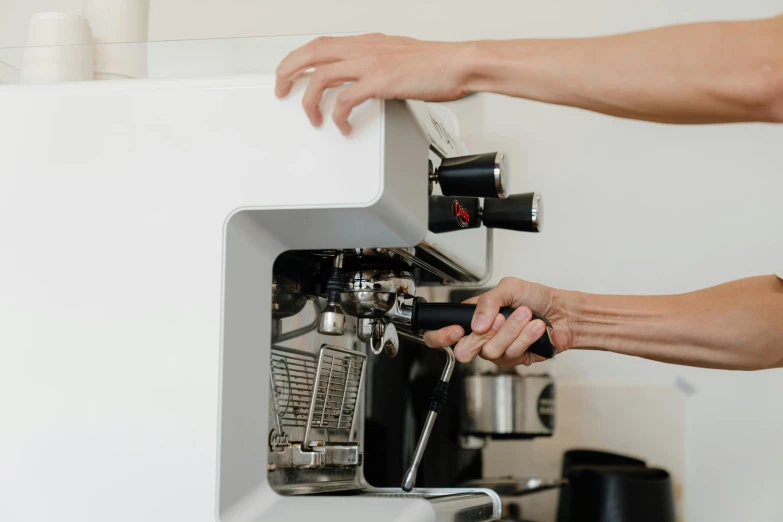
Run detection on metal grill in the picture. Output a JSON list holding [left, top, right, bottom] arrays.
[[270, 344, 366, 444], [270, 345, 318, 429]]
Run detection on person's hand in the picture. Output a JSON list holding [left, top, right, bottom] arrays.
[[422, 278, 576, 367], [275, 34, 479, 135]]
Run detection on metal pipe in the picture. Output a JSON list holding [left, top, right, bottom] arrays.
[[401, 346, 455, 492]]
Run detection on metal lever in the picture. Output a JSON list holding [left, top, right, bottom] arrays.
[[401, 345, 456, 492]]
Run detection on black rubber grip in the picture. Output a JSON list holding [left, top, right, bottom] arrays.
[[437, 152, 504, 199], [429, 381, 449, 413], [410, 300, 556, 359], [428, 196, 482, 233], [482, 192, 540, 233]]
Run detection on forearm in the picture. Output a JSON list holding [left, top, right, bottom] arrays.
[[467, 16, 783, 124], [563, 276, 783, 370]]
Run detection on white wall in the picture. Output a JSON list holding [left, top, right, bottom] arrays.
[[2, 1, 782, 521]]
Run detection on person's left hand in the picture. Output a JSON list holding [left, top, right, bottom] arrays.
[[275, 34, 478, 135]]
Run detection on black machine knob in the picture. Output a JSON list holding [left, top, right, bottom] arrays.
[[482, 192, 542, 233], [427, 193, 542, 234], [432, 152, 508, 199], [409, 299, 557, 359], [428, 196, 482, 233]]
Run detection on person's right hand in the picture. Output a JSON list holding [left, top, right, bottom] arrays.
[[422, 277, 576, 368], [275, 34, 479, 135]]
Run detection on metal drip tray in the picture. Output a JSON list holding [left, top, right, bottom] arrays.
[[357, 487, 502, 522]]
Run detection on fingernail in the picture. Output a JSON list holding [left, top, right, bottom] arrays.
[[472, 313, 491, 332], [531, 321, 545, 335], [450, 328, 463, 342], [491, 315, 504, 331], [511, 307, 531, 322]]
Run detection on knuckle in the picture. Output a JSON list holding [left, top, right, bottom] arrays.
[[311, 36, 329, 49], [336, 90, 353, 106], [476, 294, 495, 307], [498, 276, 519, 289], [481, 342, 504, 360], [311, 70, 328, 86]]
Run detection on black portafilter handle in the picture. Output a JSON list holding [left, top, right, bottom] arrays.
[[409, 299, 557, 359], [428, 193, 542, 234], [434, 152, 508, 199]]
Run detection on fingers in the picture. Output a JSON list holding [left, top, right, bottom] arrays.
[[275, 36, 342, 98], [494, 319, 549, 367], [454, 314, 505, 363], [423, 325, 464, 348], [471, 279, 522, 334], [300, 62, 361, 127], [480, 306, 532, 360], [332, 82, 375, 135]]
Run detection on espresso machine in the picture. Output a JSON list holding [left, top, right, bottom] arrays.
[[251, 103, 558, 519], [0, 37, 555, 522]]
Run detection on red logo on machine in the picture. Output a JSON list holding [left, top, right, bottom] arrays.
[[452, 201, 471, 228]]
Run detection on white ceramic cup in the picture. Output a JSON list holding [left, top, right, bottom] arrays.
[[20, 12, 94, 85], [82, 0, 149, 80]]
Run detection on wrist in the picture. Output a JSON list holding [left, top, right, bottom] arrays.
[[459, 40, 514, 95], [546, 287, 587, 351]]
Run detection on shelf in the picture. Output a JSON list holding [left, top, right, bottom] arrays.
[[0, 34, 317, 86]]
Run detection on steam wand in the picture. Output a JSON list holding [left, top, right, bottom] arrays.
[[401, 344, 455, 492]]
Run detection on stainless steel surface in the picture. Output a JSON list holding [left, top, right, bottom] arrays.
[[318, 253, 346, 335], [341, 270, 415, 317], [460, 477, 567, 497], [439, 345, 456, 382], [402, 346, 456, 492], [357, 317, 375, 343], [267, 341, 365, 493], [530, 192, 541, 232], [396, 327, 427, 345], [269, 345, 319, 434], [388, 247, 463, 283], [493, 152, 507, 199], [318, 307, 346, 336], [384, 298, 414, 326], [273, 300, 319, 343], [270, 442, 362, 470], [370, 321, 399, 358], [361, 487, 502, 522], [461, 373, 554, 437], [402, 409, 439, 492], [301, 344, 367, 451]]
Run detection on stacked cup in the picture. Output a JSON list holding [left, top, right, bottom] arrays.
[[19, 12, 94, 85], [82, 0, 150, 80]]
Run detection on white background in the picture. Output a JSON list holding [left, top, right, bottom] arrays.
[[2, 1, 782, 521]]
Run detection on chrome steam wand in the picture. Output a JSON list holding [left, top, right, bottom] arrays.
[[401, 345, 456, 492]]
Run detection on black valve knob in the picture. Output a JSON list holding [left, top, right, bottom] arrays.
[[482, 192, 542, 233], [433, 152, 508, 199], [428, 193, 543, 234], [428, 196, 482, 233]]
